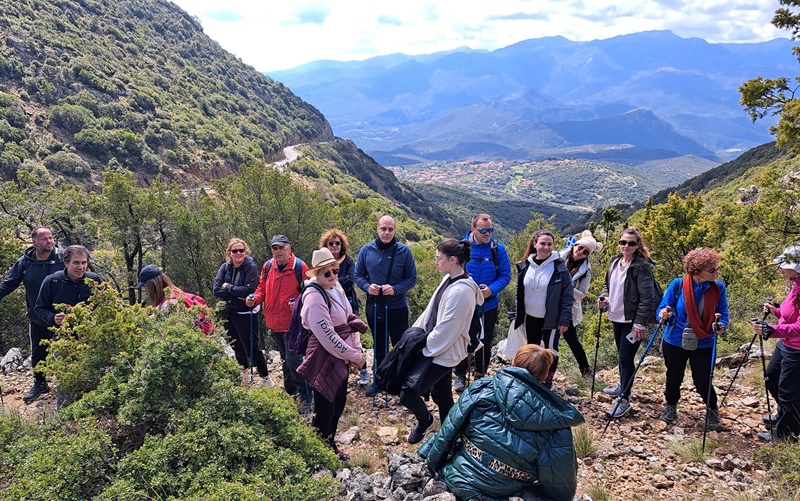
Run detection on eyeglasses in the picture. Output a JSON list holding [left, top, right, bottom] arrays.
[[703, 267, 719, 274], [323, 268, 340, 278], [618, 240, 638, 247], [230, 249, 245, 254], [476, 227, 494, 235], [574, 245, 590, 255], [327, 241, 341, 247], [271, 245, 285, 250]]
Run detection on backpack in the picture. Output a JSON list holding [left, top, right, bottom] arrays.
[[180, 292, 216, 336], [287, 282, 330, 355], [262, 258, 305, 292]]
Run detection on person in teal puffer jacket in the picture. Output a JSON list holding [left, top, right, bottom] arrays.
[[419, 344, 584, 501]]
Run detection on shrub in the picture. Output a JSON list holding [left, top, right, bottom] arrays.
[[50, 104, 96, 134], [42, 151, 91, 176]]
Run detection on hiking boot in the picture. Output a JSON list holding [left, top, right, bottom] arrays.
[[606, 398, 632, 418], [408, 412, 434, 444], [365, 383, 379, 397], [260, 376, 275, 388], [757, 430, 776, 443], [453, 375, 466, 393], [659, 404, 677, 424], [22, 380, 49, 404], [603, 385, 621, 397], [762, 413, 778, 425], [705, 408, 722, 431], [581, 367, 595, 380], [241, 369, 252, 384], [357, 369, 370, 387]]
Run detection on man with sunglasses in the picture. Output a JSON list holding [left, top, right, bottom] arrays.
[[453, 214, 511, 392], [355, 215, 418, 397], [247, 235, 309, 401]]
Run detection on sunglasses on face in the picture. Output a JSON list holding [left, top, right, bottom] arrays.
[[476, 227, 494, 235], [618, 240, 638, 247], [574, 245, 590, 255], [323, 268, 340, 278], [327, 241, 341, 247], [230, 249, 245, 254]]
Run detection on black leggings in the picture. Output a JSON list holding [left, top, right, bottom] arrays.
[[662, 340, 717, 408], [525, 315, 560, 372], [399, 361, 454, 424], [225, 312, 269, 377], [313, 378, 348, 441], [766, 340, 800, 439], [561, 321, 591, 372]]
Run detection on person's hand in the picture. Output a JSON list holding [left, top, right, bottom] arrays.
[[245, 295, 255, 307], [480, 284, 491, 298], [222, 282, 230, 289], [558, 325, 568, 334], [381, 284, 395, 296], [632, 324, 647, 341], [54, 312, 66, 326], [753, 320, 774, 340], [659, 307, 673, 321], [763, 302, 777, 317], [597, 296, 609, 311], [368, 284, 381, 295]]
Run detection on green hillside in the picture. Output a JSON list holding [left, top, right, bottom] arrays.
[[0, 0, 332, 182]]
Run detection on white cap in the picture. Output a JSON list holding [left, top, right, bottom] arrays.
[[774, 245, 800, 273]]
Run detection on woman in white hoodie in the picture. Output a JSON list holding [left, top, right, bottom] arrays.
[[400, 238, 484, 445], [514, 229, 574, 388]]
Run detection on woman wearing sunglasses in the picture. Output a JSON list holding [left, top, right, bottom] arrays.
[[213, 238, 273, 387], [297, 247, 367, 461], [597, 227, 657, 418], [558, 230, 603, 379], [513, 229, 574, 388]]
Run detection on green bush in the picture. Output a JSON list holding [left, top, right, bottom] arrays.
[[42, 151, 91, 176]]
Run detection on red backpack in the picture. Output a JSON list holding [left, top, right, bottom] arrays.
[[179, 292, 216, 336]]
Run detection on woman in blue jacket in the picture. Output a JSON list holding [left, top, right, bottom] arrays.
[[514, 229, 574, 388], [420, 344, 584, 501], [656, 248, 728, 430]]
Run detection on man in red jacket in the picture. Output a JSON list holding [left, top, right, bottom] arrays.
[[246, 235, 309, 402]]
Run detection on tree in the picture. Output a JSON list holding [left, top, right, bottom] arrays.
[[740, 0, 800, 152]]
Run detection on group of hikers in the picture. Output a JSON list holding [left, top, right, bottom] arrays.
[[1, 216, 798, 501]]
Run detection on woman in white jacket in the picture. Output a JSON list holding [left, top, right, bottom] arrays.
[[400, 238, 484, 445], [558, 231, 602, 378]]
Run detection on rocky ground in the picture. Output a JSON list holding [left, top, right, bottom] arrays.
[[0, 341, 786, 500]]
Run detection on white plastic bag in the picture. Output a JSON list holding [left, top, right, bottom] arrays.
[[503, 322, 527, 362]]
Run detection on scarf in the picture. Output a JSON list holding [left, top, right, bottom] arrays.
[[682, 274, 720, 339], [375, 236, 397, 250]]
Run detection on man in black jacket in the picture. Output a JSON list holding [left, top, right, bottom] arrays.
[[0, 227, 63, 403], [32, 245, 102, 403]]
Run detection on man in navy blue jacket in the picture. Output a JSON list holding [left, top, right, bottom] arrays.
[[355, 215, 417, 396], [0, 227, 64, 403], [454, 213, 512, 391], [33, 245, 102, 403]]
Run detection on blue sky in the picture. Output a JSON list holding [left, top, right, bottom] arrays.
[[172, 0, 786, 72]]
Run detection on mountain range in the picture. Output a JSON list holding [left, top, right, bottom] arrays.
[[269, 31, 796, 166]]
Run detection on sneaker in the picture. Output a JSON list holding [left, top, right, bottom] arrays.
[[757, 430, 776, 443], [762, 413, 778, 425], [365, 383, 378, 397], [581, 368, 595, 380], [453, 375, 466, 393], [606, 398, 632, 418], [241, 369, 251, 384], [659, 404, 677, 424], [22, 380, 49, 404], [358, 368, 370, 387], [603, 385, 621, 397], [705, 408, 722, 431], [260, 376, 275, 388], [408, 412, 434, 444]]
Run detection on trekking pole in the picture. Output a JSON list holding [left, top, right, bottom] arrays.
[[591, 296, 607, 400], [702, 313, 722, 453], [720, 299, 772, 407], [383, 301, 389, 408], [601, 317, 667, 436], [248, 297, 255, 385], [371, 295, 379, 408], [757, 319, 774, 434]]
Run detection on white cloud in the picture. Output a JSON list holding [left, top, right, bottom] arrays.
[[172, 0, 785, 71]]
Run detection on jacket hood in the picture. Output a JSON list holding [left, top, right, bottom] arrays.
[[450, 273, 485, 308], [492, 366, 584, 431], [22, 246, 60, 262]]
